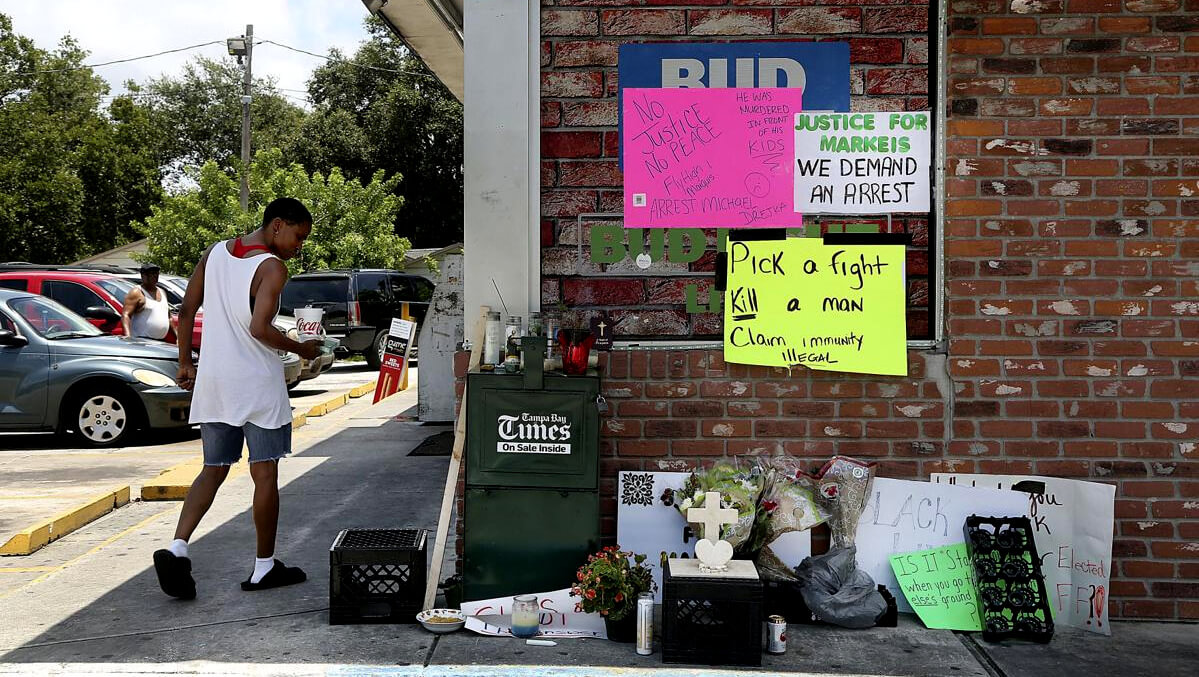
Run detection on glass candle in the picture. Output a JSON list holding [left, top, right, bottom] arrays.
[[511, 594, 540, 638], [483, 311, 502, 365]]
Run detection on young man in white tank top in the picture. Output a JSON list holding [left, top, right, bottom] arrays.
[[153, 197, 323, 599], [121, 263, 171, 340]]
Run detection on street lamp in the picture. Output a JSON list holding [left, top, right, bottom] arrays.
[[227, 26, 253, 212]]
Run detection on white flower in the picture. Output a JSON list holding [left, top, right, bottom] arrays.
[[680, 498, 692, 511]]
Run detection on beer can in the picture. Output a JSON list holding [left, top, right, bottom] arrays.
[[766, 615, 787, 655], [636, 592, 654, 656]]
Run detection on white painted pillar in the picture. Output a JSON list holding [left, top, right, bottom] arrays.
[[463, 0, 540, 333]]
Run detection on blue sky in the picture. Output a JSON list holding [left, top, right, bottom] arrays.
[[2, 0, 371, 105]]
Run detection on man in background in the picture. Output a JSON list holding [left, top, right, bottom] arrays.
[[121, 263, 171, 341]]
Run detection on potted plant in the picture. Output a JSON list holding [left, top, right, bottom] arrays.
[[571, 546, 655, 642]]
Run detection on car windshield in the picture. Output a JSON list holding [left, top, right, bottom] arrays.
[[8, 296, 103, 339], [94, 277, 136, 300]]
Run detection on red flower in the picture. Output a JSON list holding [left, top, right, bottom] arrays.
[[586, 589, 596, 599], [615, 593, 623, 603]]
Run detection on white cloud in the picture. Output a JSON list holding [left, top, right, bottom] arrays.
[[3, 1, 369, 102]]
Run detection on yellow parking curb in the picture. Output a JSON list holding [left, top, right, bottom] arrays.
[[348, 380, 377, 398], [140, 459, 249, 501], [0, 486, 131, 556], [306, 392, 349, 418], [292, 412, 307, 429]]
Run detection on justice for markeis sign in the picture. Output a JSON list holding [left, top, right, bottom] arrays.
[[793, 112, 931, 215]]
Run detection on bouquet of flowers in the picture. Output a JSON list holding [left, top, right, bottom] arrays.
[[571, 546, 654, 621], [661, 463, 763, 553], [753, 457, 831, 580]]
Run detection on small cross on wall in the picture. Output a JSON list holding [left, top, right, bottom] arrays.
[[688, 491, 737, 543]]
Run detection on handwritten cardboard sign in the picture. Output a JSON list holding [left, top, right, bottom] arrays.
[[622, 87, 804, 229], [794, 111, 931, 215], [932, 473, 1115, 635], [617, 471, 810, 601], [890, 544, 983, 631], [723, 238, 907, 375], [854, 478, 1030, 613], [462, 587, 606, 638]]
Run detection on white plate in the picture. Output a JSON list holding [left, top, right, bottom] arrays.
[[416, 608, 466, 634]]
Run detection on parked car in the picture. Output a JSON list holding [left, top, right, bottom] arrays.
[[281, 349, 303, 390], [0, 289, 192, 447], [0, 265, 203, 349], [280, 269, 435, 369]]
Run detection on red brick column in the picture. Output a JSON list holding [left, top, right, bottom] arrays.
[[945, 1, 1199, 620]]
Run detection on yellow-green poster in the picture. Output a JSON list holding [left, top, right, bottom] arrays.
[[723, 238, 907, 375]]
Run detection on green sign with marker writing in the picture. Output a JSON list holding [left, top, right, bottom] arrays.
[[889, 543, 983, 631]]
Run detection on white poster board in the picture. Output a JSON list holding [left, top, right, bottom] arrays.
[[793, 111, 931, 214], [617, 471, 811, 602], [855, 478, 1029, 613], [461, 587, 606, 639], [932, 473, 1115, 635]]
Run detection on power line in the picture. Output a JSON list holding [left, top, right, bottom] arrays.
[[255, 38, 441, 81], [3, 40, 225, 76]]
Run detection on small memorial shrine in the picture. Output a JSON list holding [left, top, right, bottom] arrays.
[[663, 491, 763, 666]]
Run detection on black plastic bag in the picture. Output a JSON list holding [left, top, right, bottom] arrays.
[[795, 545, 889, 629]]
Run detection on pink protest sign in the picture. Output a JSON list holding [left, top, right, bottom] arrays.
[[622, 87, 803, 229]]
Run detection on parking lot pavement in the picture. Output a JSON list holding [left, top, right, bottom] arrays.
[[0, 360, 389, 556]]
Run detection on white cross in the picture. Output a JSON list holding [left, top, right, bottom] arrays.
[[687, 491, 737, 542]]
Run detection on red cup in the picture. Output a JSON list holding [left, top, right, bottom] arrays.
[[558, 330, 595, 375]]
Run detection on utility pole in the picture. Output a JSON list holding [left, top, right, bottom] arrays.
[[240, 24, 254, 212], [227, 24, 253, 212]]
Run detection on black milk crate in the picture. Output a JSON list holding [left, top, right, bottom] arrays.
[[329, 528, 427, 625], [662, 560, 763, 667]]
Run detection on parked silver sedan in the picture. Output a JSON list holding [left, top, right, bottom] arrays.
[[0, 289, 191, 446]]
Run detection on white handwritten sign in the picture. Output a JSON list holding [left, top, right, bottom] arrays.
[[932, 473, 1115, 635], [617, 471, 811, 601], [794, 111, 930, 214], [854, 478, 1029, 613], [461, 587, 606, 638]]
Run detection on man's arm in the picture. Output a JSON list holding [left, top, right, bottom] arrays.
[[176, 247, 212, 390], [250, 258, 321, 360], [120, 287, 145, 337]]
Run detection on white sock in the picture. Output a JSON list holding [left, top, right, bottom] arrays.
[[250, 556, 275, 584], [168, 539, 188, 559]]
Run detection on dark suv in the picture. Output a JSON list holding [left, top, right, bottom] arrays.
[[280, 270, 434, 368]]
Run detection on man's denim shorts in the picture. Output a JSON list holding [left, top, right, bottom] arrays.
[[200, 422, 291, 466]]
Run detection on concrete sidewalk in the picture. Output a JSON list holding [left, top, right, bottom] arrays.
[[0, 385, 1195, 675], [0, 363, 381, 555]]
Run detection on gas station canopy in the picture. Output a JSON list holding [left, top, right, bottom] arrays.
[[362, 0, 463, 102]]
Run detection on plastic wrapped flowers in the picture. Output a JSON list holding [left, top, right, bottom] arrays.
[[662, 463, 761, 553]]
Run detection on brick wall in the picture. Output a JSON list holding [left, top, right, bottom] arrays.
[[945, 0, 1199, 621], [528, 0, 1198, 621]]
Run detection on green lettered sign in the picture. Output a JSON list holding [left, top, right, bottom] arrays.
[[889, 543, 983, 631]]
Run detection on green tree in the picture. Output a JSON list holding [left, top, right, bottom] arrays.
[[288, 18, 463, 247], [0, 13, 163, 263], [136, 148, 409, 276], [142, 57, 305, 183]]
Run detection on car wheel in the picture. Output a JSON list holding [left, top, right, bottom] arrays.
[[68, 386, 141, 447], [366, 330, 388, 370]]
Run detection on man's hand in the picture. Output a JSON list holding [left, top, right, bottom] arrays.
[[297, 339, 323, 361], [177, 364, 197, 391]]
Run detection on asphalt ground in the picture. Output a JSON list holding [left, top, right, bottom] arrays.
[[0, 362, 382, 556]]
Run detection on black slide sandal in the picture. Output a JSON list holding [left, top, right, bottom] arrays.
[[241, 559, 307, 591], [153, 549, 196, 600]]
